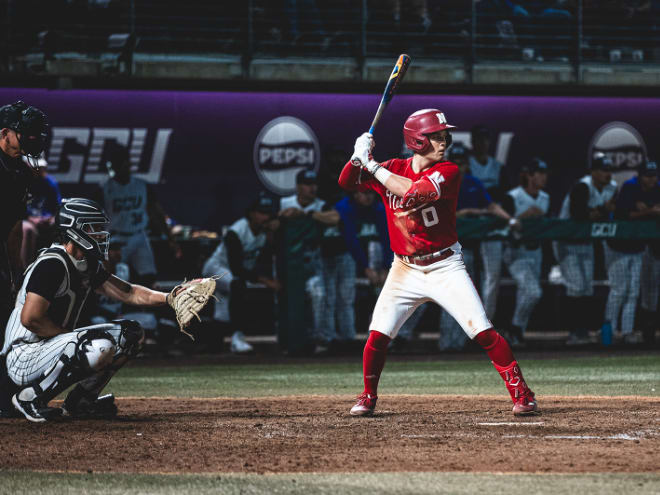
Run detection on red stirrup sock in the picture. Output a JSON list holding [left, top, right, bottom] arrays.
[[474, 329, 534, 403], [362, 330, 391, 397], [474, 328, 515, 368]]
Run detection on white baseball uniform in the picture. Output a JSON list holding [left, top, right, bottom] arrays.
[[504, 186, 550, 332], [279, 194, 327, 340], [340, 157, 492, 340], [202, 217, 268, 322], [2, 245, 134, 386], [102, 176, 156, 276], [555, 175, 617, 297], [469, 154, 506, 320]]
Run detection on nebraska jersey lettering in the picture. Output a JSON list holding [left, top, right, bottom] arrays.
[[359, 158, 460, 255]]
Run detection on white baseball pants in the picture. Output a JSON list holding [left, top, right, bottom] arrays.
[[370, 244, 491, 339]]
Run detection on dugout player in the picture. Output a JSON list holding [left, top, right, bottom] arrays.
[[604, 160, 660, 345], [469, 125, 509, 323], [279, 170, 341, 348], [102, 145, 177, 288], [501, 158, 550, 346], [1, 198, 176, 422], [202, 192, 281, 353], [0, 100, 49, 418], [328, 189, 390, 350], [556, 153, 617, 345], [636, 161, 660, 346], [439, 143, 519, 351], [340, 109, 538, 417]]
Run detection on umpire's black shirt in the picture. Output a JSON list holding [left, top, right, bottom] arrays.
[[0, 149, 32, 242], [0, 148, 32, 344]]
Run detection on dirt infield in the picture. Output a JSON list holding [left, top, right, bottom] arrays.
[[2, 395, 658, 474]]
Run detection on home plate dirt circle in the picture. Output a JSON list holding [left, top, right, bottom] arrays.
[[1, 395, 658, 474]]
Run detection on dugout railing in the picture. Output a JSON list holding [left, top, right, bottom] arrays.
[[276, 216, 660, 355]]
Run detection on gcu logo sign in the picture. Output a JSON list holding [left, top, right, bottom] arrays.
[[47, 127, 173, 184], [591, 223, 617, 237]]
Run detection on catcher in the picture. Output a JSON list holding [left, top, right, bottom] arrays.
[[1, 198, 215, 422]]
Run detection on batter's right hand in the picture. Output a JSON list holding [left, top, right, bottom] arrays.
[[351, 132, 374, 167]]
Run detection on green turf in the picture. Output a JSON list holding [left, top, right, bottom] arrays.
[[104, 354, 660, 398], [1, 471, 658, 495]]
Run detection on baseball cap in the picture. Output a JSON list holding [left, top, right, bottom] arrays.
[[591, 152, 615, 171], [528, 157, 548, 174], [250, 192, 275, 214], [470, 124, 491, 139], [296, 169, 318, 185], [449, 143, 468, 160], [639, 160, 658, 176]]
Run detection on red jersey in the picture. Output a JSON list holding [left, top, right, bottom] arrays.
[[339, 158, 460, 256]]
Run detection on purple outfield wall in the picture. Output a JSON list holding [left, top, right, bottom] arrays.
[[1, 87, 658, 228]]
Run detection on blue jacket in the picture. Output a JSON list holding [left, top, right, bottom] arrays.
[[334, 195, 392, 272]]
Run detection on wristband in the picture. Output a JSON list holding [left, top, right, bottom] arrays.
[[374, 166, 393, 185]]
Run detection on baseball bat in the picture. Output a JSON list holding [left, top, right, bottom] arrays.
[[368, 53, 411, 135]]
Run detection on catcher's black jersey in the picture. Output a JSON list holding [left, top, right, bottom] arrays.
[[2, 246, 110, 354]]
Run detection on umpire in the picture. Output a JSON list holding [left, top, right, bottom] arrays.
[[0, 100, 49, 417]]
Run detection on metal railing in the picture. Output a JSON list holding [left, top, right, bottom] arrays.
[[3, 1, 659, 76]]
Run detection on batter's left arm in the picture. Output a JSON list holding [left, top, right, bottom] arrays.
[[97, 275, 167, 307]]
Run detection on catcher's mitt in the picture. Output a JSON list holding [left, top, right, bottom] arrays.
[[166, 276, 219, 339]]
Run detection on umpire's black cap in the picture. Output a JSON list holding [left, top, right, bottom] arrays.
[[296, 169, 318, 185]]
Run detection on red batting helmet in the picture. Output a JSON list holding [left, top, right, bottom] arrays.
[[403, 109, 456, 153]]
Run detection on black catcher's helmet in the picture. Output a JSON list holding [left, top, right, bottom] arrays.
[[55, 198, 111, 260], [0, 100, 49, 167]]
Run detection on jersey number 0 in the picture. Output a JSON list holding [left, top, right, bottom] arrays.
[[421, 206, 439, 227]]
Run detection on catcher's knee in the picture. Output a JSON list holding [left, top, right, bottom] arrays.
[[112, 319, 145, 358], [21, 331, 115, 402], [77, 332, 116, 371]]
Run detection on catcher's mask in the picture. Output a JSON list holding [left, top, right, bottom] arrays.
[[55, 198, 111, 261], [0, 100, 49, 169]]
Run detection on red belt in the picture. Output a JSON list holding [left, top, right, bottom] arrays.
[[398, 248, 454, 267]]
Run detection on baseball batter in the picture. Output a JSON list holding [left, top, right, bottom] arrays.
[[339, 109, 538, 417]]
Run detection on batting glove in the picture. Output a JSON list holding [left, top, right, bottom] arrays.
[[350, 132, 374, 167], [363, 159, 381, 175]]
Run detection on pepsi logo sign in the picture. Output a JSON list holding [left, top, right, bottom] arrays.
[[253, 116, 320, 195], [589, 121, 646, 171]]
